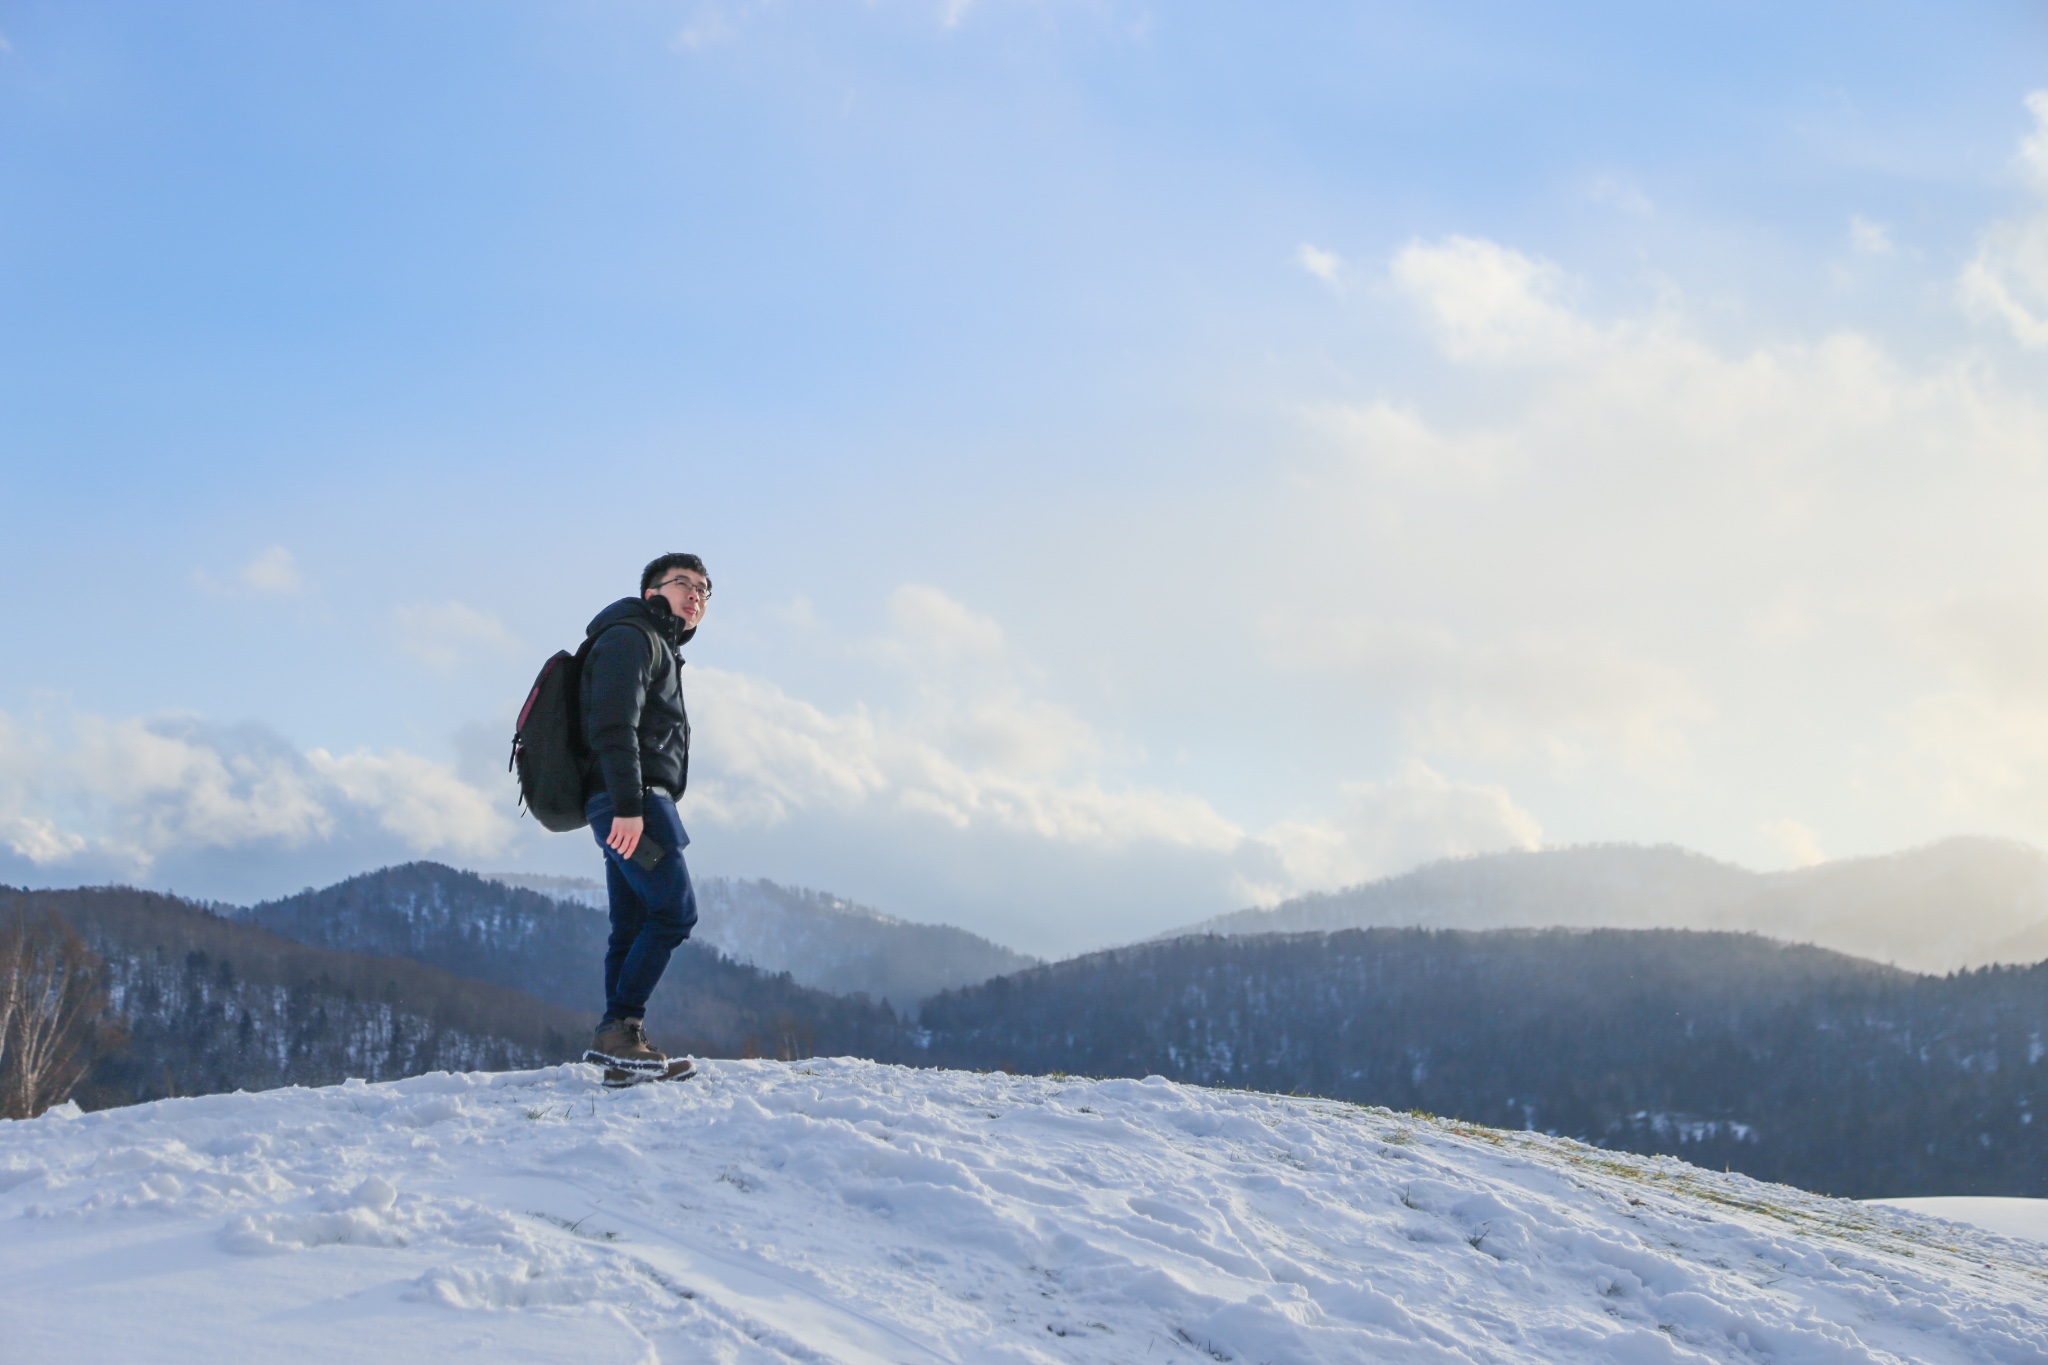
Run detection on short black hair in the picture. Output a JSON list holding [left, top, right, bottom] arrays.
[[641, 553, 711, 594]]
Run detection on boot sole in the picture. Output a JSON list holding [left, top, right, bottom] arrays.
[[582, 1048, 670, 1075], [600, 1059, 696, 1088]]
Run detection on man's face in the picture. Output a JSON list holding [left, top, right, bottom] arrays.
[[646, 568, 710, 629]]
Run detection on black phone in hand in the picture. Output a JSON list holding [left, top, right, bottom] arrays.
[[629, 834, 665, 871]]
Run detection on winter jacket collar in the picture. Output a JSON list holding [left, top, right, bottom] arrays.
[[584, 595, 695, 650]]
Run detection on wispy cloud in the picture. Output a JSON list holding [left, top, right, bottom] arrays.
[[1850, 215, 1894, 256], [193, 545, 304, 597], [1296, 242, 1343, 287], [672, 3, 741, 52], [1590, 175, 1652, 217], [1960, 90, 2048, 347], [1760, 819, 1826, 869], [394, 601, 521, 673], [1251, 762, 1541, 902]]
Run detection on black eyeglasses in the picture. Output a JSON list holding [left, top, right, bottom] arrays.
[[656, 577, 712, 601]]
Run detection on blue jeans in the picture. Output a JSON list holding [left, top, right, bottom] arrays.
[[585, 789, 698, 1024]]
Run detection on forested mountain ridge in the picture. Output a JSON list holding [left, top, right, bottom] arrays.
[[5, 885, 586, 1108], [245, 862, 907, 1059], [1171, 838, 2048, 974], [23, 863, 2048, 1201], [919, 927, 2048, 1198]]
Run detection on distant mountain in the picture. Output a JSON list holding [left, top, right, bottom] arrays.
[[919, 926, 2048, 1198], [1169, 838, 2048, 974], [245, 863, 907, 1059], [484, 871, 1037, 1008], [7, 885, 586, 1108], [481, 871, 607, 909]]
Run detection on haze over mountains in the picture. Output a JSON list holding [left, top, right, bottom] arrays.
[[487, 871, 1038, 1008], [1172, 837, 2048, 975], [483, 837, 2048, 981]]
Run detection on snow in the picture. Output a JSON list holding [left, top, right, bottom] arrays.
[[1865, 1197, 2048, 1247], [3, 1061, 2044, 1364]]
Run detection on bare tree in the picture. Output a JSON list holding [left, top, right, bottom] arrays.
[[0, 910, 110, 1120]]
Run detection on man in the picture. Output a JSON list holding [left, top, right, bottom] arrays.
[[579, 553, 711, 1083]]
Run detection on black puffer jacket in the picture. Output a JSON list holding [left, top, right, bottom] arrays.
[[580, 596, 694, 819]]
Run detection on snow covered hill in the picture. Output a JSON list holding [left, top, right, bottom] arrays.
[[4, 1062, 2044, 1363]]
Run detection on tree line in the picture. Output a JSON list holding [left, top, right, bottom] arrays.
[[915, 927, 2048, 1198]]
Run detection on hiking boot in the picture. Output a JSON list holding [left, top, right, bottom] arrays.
[[591, 1017, 665, 1067]]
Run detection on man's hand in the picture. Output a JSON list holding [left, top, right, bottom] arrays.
[[606, 815, 644, 861]]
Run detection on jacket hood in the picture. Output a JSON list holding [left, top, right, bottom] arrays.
[[585, 595, 696, 648]]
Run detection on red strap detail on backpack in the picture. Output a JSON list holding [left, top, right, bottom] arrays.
[[516, 653, 565, 733]]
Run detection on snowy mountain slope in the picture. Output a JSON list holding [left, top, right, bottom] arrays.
[[487, 870, 1038, 1006], [1869, 1197, 2048, 1245], [692, 878, 1040, 1008], [1172, 839, 2048, 974], [3, 1061, 2044, 1364]]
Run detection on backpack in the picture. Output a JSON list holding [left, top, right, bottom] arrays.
[[510, 621, 666, 832]]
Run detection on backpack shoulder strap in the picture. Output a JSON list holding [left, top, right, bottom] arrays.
[[635, 621, 671, 679], [592, 618, 673, 680]]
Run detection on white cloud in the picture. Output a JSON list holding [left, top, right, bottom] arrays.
[[1262, 235, 2048, 793], [1265, 615, 1709, 776], [677, 589, 1551, 926], [1304, 400, 1513, 493], [880, 584, 1011, 674], [1907, 590, 2048, 702], [1296, 242, 1343, 287], [689, 664, 1232, 849], [1760, 819, 1826, 869], [1960, 90, 2048, 347], [1399, 639, 1708, 774], [1390, 236, 1599, 364], [1252, 762, 1542, 898], [0, 708, 515, 878], [1900, 589, 2048, 833], [310, 748, 513, 855], [872, 586, 1098, 776], [1904, 691, 2048, 833], [1, 816, 86, 865], [395, 601, 522, 673], [1850, 215, 1894, 256]]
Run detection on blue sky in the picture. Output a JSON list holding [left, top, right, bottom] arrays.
[[4, 1, 2047, 955]]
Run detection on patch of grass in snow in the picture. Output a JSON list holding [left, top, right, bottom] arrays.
[[1295, 1097, 2045, 1288], [1544, 1144, 2048, 1287], [528, 1209, 622, 1242]]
